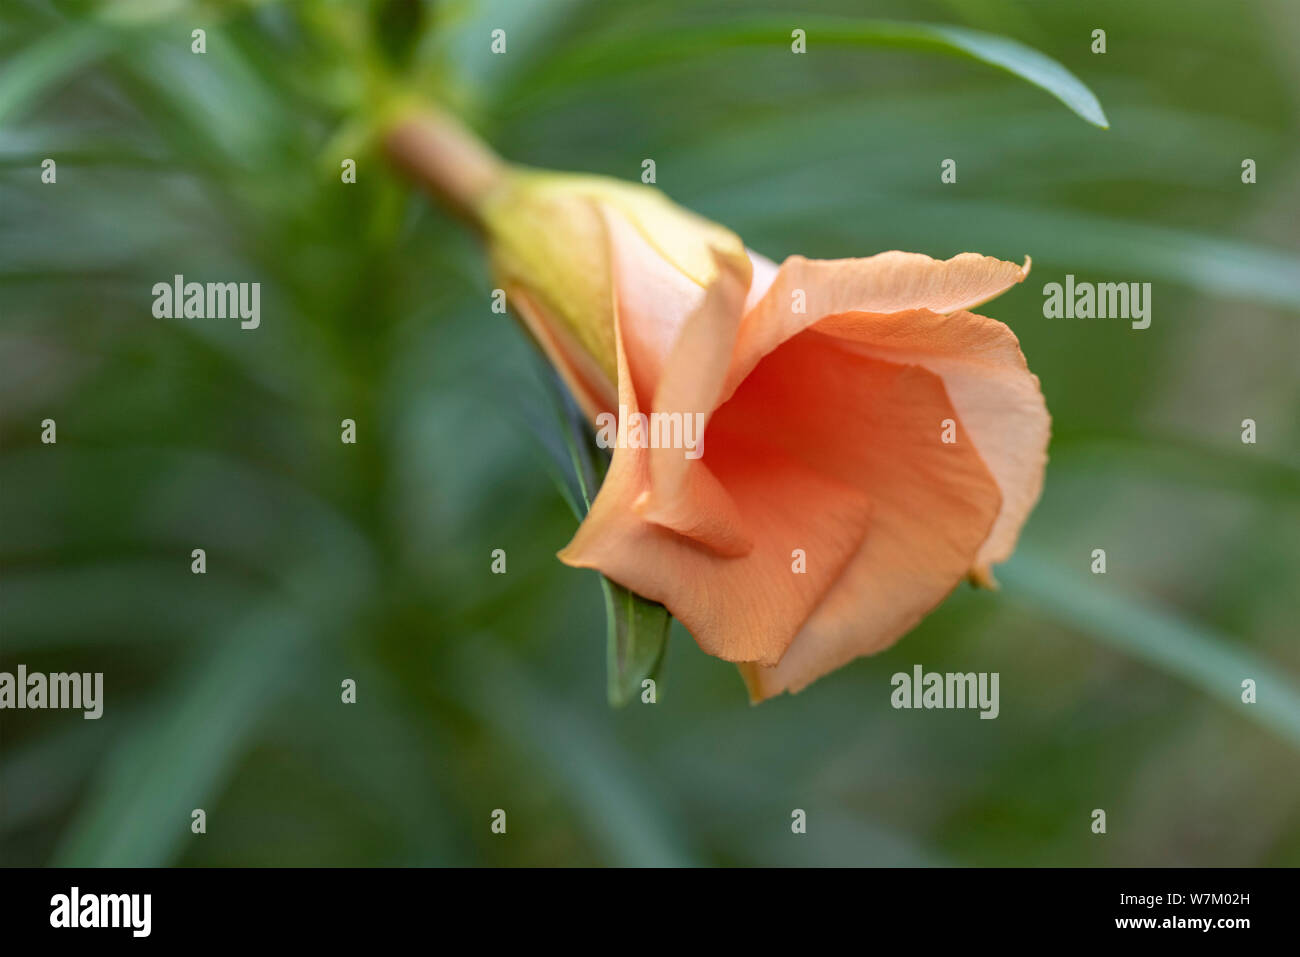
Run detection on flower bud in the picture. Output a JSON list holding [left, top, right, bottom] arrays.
[[479, 170, 748, 413]]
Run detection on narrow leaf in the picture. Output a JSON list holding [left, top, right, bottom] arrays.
[[510, 16, 1107, 128], [999, 549, 1300, 751], [532, 361, 673, 707], [0, 25, 109, 126], [602, 577, 672, 708]]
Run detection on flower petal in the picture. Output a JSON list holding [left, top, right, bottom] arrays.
[[639, 248, 754, 553], [600, 204, 757, 555], [812, 308, 1050, 580], [743, 248, 780, 313], [560, 317, 870, 665], [727, 251, 1030, 396], [734, 329, 1004, 701], [603, 209, 711, 405], [508, 284, 617, 420]]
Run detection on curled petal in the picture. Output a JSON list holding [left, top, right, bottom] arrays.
[[603, 210, 713, 405], [727, 251, 1030, 396], [742, 248, 780, 313], [732, 330, 1003, 701], [559, 316, 870, 665], [603, 209, 755, 555], [508, 284, 616, 420], [640, 248, 754, 554], [813, 308, 1050, 580]]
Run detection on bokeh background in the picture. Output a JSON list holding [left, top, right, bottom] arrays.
[[2, 0, 1297, 867]]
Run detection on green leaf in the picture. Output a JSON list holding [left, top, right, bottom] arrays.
[[601, 577, 672, 708], [508, 16, 1107, 129], [51, 563, 370, 865], [531, 361, 673, 707], [999, 549, 1300, 752], [52, 599, 314, 865], [903, 22, 1108, 128], [0, 24, 109, 126], [448, 640, 698, 865]]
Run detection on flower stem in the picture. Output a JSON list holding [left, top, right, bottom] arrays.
[[383, 106, 506, 224]]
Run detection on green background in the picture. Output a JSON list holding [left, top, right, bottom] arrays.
[[1, 0, 1297, 866]]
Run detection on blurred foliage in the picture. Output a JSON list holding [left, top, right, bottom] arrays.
[[1, 0, 1298, 866]]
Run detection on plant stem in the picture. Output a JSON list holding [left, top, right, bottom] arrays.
[[383, 107, 506, 224]]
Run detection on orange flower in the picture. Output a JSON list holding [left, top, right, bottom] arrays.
[[389, 111, 1050, 701]]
